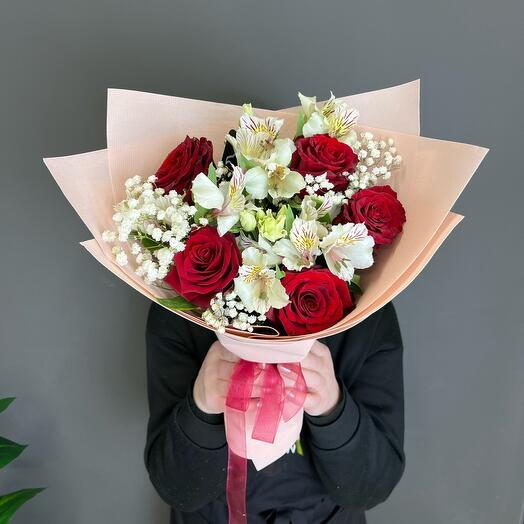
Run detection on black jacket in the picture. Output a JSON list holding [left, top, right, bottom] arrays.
[[144, 301, 405, 523]]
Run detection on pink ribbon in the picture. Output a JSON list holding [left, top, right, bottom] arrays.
[[225, 360, 307, 524]]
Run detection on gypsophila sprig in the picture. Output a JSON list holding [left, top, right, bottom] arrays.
[[102, 174, 196, 284]]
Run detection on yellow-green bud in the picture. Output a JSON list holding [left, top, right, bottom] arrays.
[[240, 210, 257, 232], [242, 103, 253, 115], [258, 209, 287, 243]]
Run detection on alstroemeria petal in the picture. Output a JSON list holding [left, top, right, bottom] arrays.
[[241, 246, 266, 267], [245, 166, 269, 199], [217, 214, 239, 236], [271, 138, 296, 167], [267, 279, 289, 309], [298, 92, 317, 118], [325, 255, 355, 282], [234, 277, 256, 312], [192, 173, 224, 210], [278, 170, 306, 199], [302, 112, 328, 138], [273, 239, 307, 271], [320, 223, 375, 280]]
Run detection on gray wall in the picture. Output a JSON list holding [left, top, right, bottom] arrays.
[[1, 1, 523, 523]]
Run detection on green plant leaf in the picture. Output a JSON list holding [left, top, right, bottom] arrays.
[[0, 488, 45, 524], [284, 205, 294, 234], [193, 203, 208, 224], [0, 398, 15, 415], [130, 230, 166, 253], [237, 153, 256, 172], [349, 274, 363, 296], [207, 163, 217, 185], [0, 437, 26, 470], [275, 265, 285, 280], [294, 111, 306, 139], [158, 297, 198, 311]]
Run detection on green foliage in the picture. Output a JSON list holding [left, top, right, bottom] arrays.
[[0, 399, 14, 415], [158, 296, 198, 311], [131, 231, 164, 253], [0, 489, 45, 524], [349, 274, 363, 295], [192, 203, 208, 224], [207, 163, 217, 185], [284, 205, 295, 234], [294, 111, 306, 138], [275, 265, 285, 280], [0, 398, 44, 523], [0, 437, 26, 470], [237, 152, 257, 172]]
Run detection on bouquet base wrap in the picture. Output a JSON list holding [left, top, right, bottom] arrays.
[[217, 333, 315, 523]]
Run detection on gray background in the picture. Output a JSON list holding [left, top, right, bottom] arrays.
[[1, 1, 523, 523]]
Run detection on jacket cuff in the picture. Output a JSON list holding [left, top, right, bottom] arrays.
[[176, 386, 227, 450], [304, 380, 360, 450]]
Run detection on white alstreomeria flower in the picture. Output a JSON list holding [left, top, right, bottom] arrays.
[[273, 218, 322, 271], [245, 162, 305, 200], [191, 166, 246, 236], [226, 108, 296, 168], [234, 247, 289, 315], [319, 222, 374, 282], [299, 92, 359, 143]]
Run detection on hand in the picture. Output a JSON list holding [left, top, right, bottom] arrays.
[[283, 341, 341, 417], [193, 341, 239, 414]]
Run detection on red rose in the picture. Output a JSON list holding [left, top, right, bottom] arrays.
[[290, 134, 358, 193], [165, 226, 241, 308], [156, 136, 213, 195], [334, 185, 406, 246], [274, 269, 353, 336]]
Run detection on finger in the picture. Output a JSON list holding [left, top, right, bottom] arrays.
[[215, 360, 237, 382], [300, 350, 325, 373], [303, 392, 320, 412], [301, 367, 325, 392], [310, 340, 331, 359], [214, 380, 230, 397], [217, 344, 240, 363]]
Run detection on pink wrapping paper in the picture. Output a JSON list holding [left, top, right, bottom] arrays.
[[45, 80, 488, 473]]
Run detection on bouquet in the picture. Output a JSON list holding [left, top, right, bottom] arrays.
[[100, 95, 405, 336], [45, 81, 487, 523]]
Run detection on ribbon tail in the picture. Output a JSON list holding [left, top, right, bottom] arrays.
[[225, 360, 256, 524], [227, 447, 247, 524]]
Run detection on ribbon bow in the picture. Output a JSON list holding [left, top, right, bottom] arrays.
[[225, 360, 307, 523]]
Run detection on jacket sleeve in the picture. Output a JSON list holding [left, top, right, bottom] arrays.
[[144, 304, 227, 512], [303, 302, 405, 511]]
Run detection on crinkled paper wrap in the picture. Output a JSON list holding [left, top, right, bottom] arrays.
[[45, 80, 487, 468]]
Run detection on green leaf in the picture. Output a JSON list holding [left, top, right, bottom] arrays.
[[0, 437, 26, 470], [318, 213, 332, 224], [131, 231, 164, 253], [349, 274, 363, 296], [0, 488, 45, 524], [284, 205, 294, 234], [275, 265, 285, 280], [207, 163, 217, 185], [294, 111, 306, 139], [237, 153, 256, 172], [0, 398, 15, 415], [193, 203, 208, 224], [158, 296, 198, 311]]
